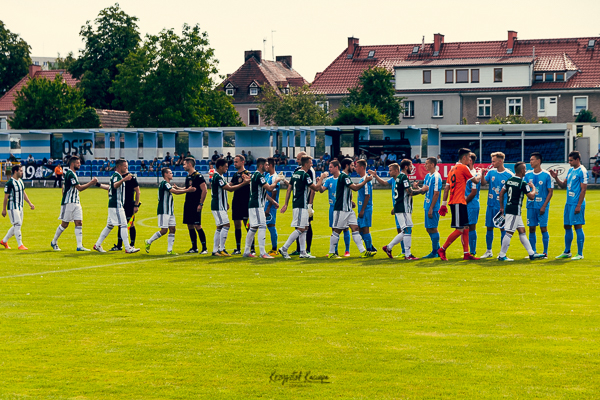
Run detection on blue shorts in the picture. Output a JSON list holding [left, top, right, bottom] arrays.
[[265, 207, 277, 225], [357, 208, 372, 228], [564, 204, 585, 226], [467, 207, 479, 225], [424, 209, 440, 229], [527, 207, 550, 227], [485, 205, 501, 228]]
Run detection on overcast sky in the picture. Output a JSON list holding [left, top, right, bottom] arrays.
[[3, 0, 600, 83]]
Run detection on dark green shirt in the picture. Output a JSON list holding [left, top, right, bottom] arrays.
[[290, 170, 313, 209], [333, 172, 353, 212], [393, 173, 412, 214], [504, 176, 531, 216], [248, 172, 267, 209], [211, 173, 227, 211]]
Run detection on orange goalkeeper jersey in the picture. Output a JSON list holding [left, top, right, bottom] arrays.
[[447, 163, 473, 205]]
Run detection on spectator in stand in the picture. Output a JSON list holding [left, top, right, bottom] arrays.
[[46, 158, 54, 167], [211, 150, 220, 163], [323, 152, 331, 164], [280, 152, 288, 165], [186, 151, 193, 159], [593, 161, 600, 183], [163, 152, 172, 166], [376, 151, 387, 168], [387, 152, 397, 165], [358, 150, 368, 161], [25, 154, 34, 165], [54, 163, 63, 188], [246, 151, 255, 166], [8, 153, 17, 163], [140, 160, 148, 172], [437, 154, 443, 164], [316, 156, 326, 172], [337, 150, 344, 161], [152, 157, 160, 171], [413, 154, 422, 164], [102, 157, 111, 172], [241, 150, 247, 161], [273, 149, 281, 165], [172, 152, 181, 166], [208, 162, 215, 182], [225, 152, 234, 166]]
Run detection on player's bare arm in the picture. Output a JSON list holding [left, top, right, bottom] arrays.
[[75, 177, 98, 192], [23, 192, 35, 210], [575, 182, 587, 214], [549, 170, 567, 188]]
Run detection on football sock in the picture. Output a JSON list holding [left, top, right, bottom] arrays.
[[283, 229, 301, 251], [388, 232, 404, 249], [74, 226, 83, 248], [167, 233, 175, 252], [295, 238, 300, 252], [149, 231, 163, 244], [257, 226, 267, 256], [442, 229, 462, 250], [119, 226, 130, 250], [299, 231, 307, 255], [500, 230, 506, 246], [461, 229, 469, 253], [564, 228, 573, 254], [362, 233, 373, 251], [576, 228, 584, 256], [529, 232, 537, 253], [129, 226, 136, 246], [542, 231, 550, 254], [469, 230, 477, 254], [213, 229, 221, 253], [196, 228, 207, 251], [400, 241, 405, 254], [520, 232, 534, 256], [268, 225, 278, 250], [352, 231, 366, 253], [235, 228, 242, 251], [343, 229, 351, 252], [244, 227, 257, 255], [220, 226, 229, 252], [486, 230, 494, 251], [499, 232, 513, 257], [402, 233, 411, 255], [188, 228, 198, 249], [53, 225, 65, 244], [430, 232, 440, 253], [14, 224, 22, 247], [306, 225, 313, 253], [3, 226, 14, 243], [329, 231, 340, 254], [96, 226, 113, 247]]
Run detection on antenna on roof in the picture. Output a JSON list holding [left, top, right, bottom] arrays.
[[271, 30, 276, 61]]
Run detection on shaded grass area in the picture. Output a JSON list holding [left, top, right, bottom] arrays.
[[0, 188, 599, 399]]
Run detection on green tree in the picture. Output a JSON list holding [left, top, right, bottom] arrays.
[[344, 66, 403, 124], [333, 104, 388, 125], [575, 109, 597, 123], [69, 3, 140, 110], [50, 52, 77, 71], [9, 74, 100, 129], [258, 84, 332, 126], [0, 20, 31, 94], [112, 24, 242, 128]]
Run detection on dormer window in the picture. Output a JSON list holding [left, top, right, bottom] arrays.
[[225, 82, 235, 96], [588, 39, 596, 49], [249, 82, 259, 96], [282, 88, 290, 94]]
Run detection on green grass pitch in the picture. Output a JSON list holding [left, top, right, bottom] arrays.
[[0, 186, 599, 399]]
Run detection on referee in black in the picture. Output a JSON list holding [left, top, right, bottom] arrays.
[[183, 157, 208, 253], [230, 154, 254, 255], [110, 171, 140, 251]]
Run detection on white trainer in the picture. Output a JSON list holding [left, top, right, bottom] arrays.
[[93, 245, 106, 253], [480, 250, 494, 259]]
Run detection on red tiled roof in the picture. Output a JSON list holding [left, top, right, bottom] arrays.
[[394, 56, 534, 68], [96, 109, 130, 128], [534, 53, 578, 71], [221, 57, 308, 103], [311, 36, 600, 94], [0, 69, 78, 111]]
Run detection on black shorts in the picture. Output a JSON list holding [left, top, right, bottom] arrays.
[[124, 207, 134, 220], [232, 202, 249, 221], [450, 203, 469, 229], [183, 203, 202, 225]]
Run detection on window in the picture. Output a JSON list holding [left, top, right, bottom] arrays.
[[432, 100, 443, 117], [367, 50, 375, 58], [507, 97, 522, 116], [545, 73, 554, 82], [249, 87, 258, 96], [477, 98, 491, 117], [281, 87, 290, 94], [539, 97, 546, 112], [226, 88, 234, 96], [556, 73, 565, 82], [423, 70, 431, 84], [316, 101, 329, 113], [471, 69, 480, 83], [573, 96, 588, 115], [494, 68, 503, 82], [445, 70, 453, 83], [534, 73, 543, 82], [456, 69, 469, 83], [249, 109, 259, 125], [403, 101, 415, 118], [412, 46, 419, 54]]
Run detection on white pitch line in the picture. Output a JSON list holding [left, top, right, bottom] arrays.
[[0, 254, 187, 280]]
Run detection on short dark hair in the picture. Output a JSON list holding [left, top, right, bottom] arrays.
[[340, 158, 353, 170], [530, 152, 543, 162], [426, 157, 437, 166], [161, 167, 171, 177], [115, 159, 127, 168], [514, 161, 526, 174], [256, 157, 266, 168], [216, 159, 227, 169], [235, 154, 246, 162], [301, 156, 312, 167], [356, 159, 367, 168], [183, 157, 196, 167], [400, 159, 412, 171], [267, 157, 275, 167], [470, 153, 477, 162], [11, 165, 21, 174], [458, 148, 471, 159], [68, 156, 80, 165], [330, 160, 340, 168], [569, 151, 581, 160]]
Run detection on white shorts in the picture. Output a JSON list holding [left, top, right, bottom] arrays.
[[107, 208, 128, 227], [395, 213, 413, 230], [158, 214, 177, 228], [212, 210, 230, 226], [504, 214, 525, 232], [291, 208, 309, 228], [248, 207, 266, 227], [59, 203, 83, 222], [8, 209, 23, 226], [332, 210, 357, 229]]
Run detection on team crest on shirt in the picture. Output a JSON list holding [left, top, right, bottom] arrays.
[[501, 180, 505, 184], [539, 180, 543, 185], [491, 176, 495, 182]]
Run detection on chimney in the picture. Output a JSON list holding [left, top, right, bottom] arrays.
[[347, 37, 359, 56], [433, 33, 444, 55], [276, 55, 292, 69], [507, 30, 518, 53], [244, 50, 262, 63], [28, 64, 42, 78]]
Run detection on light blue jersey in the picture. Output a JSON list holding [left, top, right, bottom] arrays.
[[566, 166, 588, 206], [323, 176, 338, 208], [358, 175, 373, 210], [486, 168, 514, 208], [423, 172, 442, 212], [524, 170, 554, 209], [465, 176, 481, 210], [387, 177, 396, 206], [264, 173, 280, 207]]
